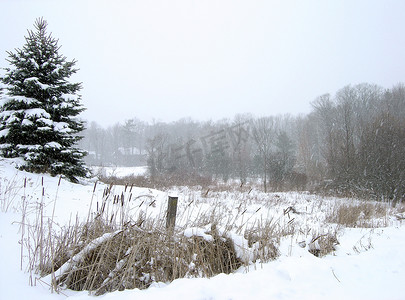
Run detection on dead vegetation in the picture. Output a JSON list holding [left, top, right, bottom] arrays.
[[39, 217, 249, 295], [307, 232, 340, 257], [325, 201, 389, 227]]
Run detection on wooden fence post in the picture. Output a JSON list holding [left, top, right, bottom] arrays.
[[166, 196, 178, 230]]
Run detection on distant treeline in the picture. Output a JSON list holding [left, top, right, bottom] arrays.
[[79, 83, 405, 203]]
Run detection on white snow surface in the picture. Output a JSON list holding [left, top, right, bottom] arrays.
[[61, 93, 79, 101], [0, 95, 39, 106], [183, 227, 214, 242], [91, 165, 148, 178], [45, 142, 62, 149], [0, 128, 9, 137], [25, 108, 51, 119], [1, 159, 405, 300], [21, 118, 34, 126], [24, 77, 50, 90]]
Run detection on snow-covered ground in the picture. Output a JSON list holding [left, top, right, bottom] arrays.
[[90, 166, 148, 178], [1, 159, 404, 300]]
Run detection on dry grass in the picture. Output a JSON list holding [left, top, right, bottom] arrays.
[[243, 219, 280, 262], [308, 232, 340, 257], [0, 173, 24, 212], [37, 217, 247, 295], [325, 202, 389, 227]]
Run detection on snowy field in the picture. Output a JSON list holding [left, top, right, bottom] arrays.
[[90, 165, 148, 178], [1, 159, 405, 300]]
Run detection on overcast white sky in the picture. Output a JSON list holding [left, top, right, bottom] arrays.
[[1, 0, 405, 127]]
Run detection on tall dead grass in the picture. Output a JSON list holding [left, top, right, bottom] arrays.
[[0, 172, 23, 212], [325, 201, 389, 227]]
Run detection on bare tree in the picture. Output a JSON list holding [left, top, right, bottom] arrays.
[[146, 133, 169, 180], [230, 114, 253, 184], [252, 117, 275, 192], [311, 94, 339, 179]]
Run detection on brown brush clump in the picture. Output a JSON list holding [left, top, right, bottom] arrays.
[[41, 218, 245, 295], [187, 233, 241, 276]]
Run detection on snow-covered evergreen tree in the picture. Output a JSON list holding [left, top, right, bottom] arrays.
[[0, 18, 88, 181]]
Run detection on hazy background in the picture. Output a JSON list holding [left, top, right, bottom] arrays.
[[1, 0, 405, 127]]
